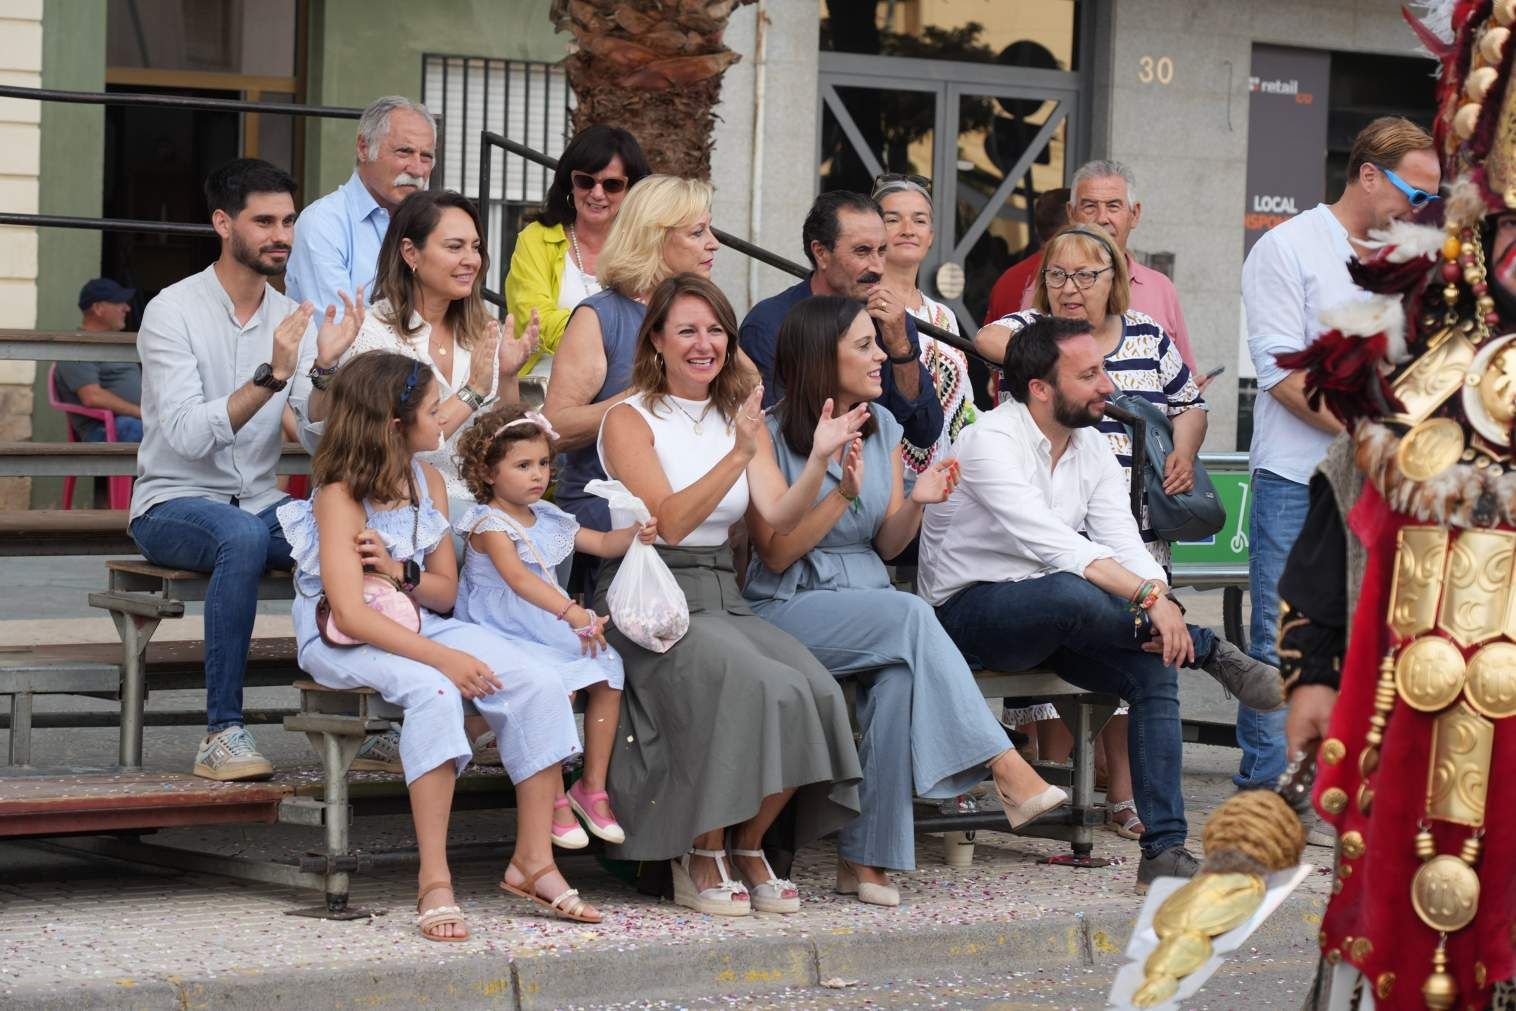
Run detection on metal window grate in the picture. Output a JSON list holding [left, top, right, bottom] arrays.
[[422, 54, 573, 278]]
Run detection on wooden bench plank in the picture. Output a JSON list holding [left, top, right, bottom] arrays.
[[0, 509, 135, 556], [0, 328, 139, 363], [0, 442, 311, 477], [0, 768, 291, 837]]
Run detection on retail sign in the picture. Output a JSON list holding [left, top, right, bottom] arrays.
[[1237, 45, 1332, 383]]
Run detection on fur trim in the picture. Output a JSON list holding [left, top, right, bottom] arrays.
[[1318, 296, 1408, 361], [1445, 172, 1493, 229], [1355, 420, 1511, 529], [1361, 218, 1449, 262]]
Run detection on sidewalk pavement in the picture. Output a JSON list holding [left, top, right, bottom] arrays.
[[0, 745, 1329, 1011]]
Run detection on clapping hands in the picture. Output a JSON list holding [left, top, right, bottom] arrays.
[[810, 398, 871, 461], [909, 458, 961, 505]]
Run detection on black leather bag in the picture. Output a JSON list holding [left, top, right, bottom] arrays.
[[1109, 392, 1226, 543]]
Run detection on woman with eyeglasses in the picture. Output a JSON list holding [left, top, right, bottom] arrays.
[[871, 175, 975, 478], [505, 126, 651, 375]]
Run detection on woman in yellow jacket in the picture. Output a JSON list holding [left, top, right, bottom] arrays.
[[505, 126, 650, 375]]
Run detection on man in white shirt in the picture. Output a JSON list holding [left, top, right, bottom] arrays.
[[921, 315, 1279, 891], [130, 158, 358, 782], [284, 96, 436, 314], [1240, 117, 1437, 799]]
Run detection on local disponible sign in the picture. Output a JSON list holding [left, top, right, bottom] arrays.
[[1242, 45, 1331, 257], [1236, 44, 1332, 389]]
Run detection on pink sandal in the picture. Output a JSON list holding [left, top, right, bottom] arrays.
[[567, 780, 626, 844], [551, 795, 589, 849]]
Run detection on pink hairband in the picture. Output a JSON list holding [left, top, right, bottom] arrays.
[[494, 410, 559, 442]]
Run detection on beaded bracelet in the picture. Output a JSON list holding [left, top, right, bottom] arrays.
[[555, 599, 574, 622], [571, 611, 602, 639]]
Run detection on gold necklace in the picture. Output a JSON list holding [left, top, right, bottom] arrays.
[[668, 397, 714, 435]]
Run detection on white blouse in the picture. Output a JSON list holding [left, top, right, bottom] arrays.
[[597, 392, 748, 547], [341, 298, 501, 503]]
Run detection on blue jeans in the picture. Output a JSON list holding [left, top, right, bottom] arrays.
[[130, 496, 293, 732], [1239, 469, 1308, 788], [80, 416, 143, 442], [935, 572, 1187, 857]]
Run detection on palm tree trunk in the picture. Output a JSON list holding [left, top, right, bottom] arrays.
[[550, 0, 759, 180]]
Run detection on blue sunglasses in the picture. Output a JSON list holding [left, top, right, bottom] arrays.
[[1375, 163, 1439, 209]]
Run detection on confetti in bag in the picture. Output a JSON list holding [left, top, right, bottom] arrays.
[[586, 479, 689, 653]]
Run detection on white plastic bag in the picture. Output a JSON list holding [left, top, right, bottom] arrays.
[[585, 479, 689, 653]]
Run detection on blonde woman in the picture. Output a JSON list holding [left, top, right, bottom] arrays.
[[545, 174, 742, 533]]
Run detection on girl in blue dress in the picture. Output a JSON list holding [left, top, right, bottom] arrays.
[[279, 352, 602, 940], [454, 403, 656, 848]]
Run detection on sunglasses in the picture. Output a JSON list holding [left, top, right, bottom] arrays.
[[871, 172, 932, 196], [1375, 164, 1439, 209], [571, 170, 629, 194]]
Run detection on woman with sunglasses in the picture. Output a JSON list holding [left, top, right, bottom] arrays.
[[871, 175, 975, 479], [505, 126, 651, 375], [976, 225, 1269, 843]]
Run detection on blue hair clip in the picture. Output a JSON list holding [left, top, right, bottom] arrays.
[[399, 360, 422, 406]]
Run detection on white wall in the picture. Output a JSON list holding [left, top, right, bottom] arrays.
[[0, 0, 41, 508], [707, 0, 820, 317]]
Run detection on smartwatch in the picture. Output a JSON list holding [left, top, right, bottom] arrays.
[[400, 559, 422, 592], [252, 363, 288, 392]]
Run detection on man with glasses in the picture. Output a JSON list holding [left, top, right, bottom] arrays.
[[1240, 116, 1437, 832], [285, 95, 436, 315]]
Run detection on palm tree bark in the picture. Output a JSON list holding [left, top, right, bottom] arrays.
[[550, 0, 759, 180]]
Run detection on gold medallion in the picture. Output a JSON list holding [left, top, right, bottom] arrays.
[[1463, 333, 1516, 447], [1320, 738, 1346, 766], [1411, 854, 1481, 932], [1395, 636, 1468, 712], [1321, 787, 1348, 814], [1397, 418, 1467, 481], [1465, 642, 1516, 718], [1340, 830, 1366, 860]]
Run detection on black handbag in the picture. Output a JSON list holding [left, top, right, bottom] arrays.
[[1108, 392, 1226, 543]]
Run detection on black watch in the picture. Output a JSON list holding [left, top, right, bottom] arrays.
[[252, 362, 288, 392], [400, 559, 422, 592]]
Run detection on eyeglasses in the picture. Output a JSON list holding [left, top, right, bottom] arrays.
[[871, 172, 932, 199], [1374, 164, 1439, 209], [571, 170, 629, 194], [1042, 266, 1111, 290]]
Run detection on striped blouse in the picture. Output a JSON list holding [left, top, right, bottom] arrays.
[[991, 309, 1206, 566]]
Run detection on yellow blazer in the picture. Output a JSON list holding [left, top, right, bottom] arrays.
[[505, 220, 572, 374]]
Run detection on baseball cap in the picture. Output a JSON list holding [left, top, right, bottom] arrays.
[[78, 278, 136, 310]]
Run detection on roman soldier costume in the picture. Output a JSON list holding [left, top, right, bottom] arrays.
[[1274, 3, 1516, 1007]]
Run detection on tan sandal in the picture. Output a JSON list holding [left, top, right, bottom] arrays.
[[1105, 799, 1145, 840], [499, 858, 603, 924], [416, 880, 469, 942]]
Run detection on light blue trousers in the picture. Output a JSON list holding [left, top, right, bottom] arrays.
[[752, 587, 1009, 870]]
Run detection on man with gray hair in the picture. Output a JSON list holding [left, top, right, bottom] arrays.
[[285, 95, 436, 312], [1061, 159, 1197, 373]]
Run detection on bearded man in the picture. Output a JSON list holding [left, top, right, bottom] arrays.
[[131, 157, 358, 782]]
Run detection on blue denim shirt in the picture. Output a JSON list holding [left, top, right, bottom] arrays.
[[738, 277, 944, 451]]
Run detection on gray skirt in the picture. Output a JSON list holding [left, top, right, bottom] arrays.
[[596, 544, 862, 862]]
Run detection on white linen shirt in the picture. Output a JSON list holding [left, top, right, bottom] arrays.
[[1243, 203, 1369, 485], [130, 264, 316, 521], [917, 398, 1166, 605]]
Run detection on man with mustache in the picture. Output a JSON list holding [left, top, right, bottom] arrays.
[[130, 158, 359, 781], [739, 190, 944, 454], [917, 314, 1198, 893], [286, 95, 435, 319]]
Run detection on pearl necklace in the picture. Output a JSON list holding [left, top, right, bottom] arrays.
[[568, 226, 598, 289]]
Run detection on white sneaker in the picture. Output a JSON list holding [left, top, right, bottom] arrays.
[[193, 726, 274, 782]]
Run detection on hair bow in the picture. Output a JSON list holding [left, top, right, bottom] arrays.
[[496, 410, 560, 442], [398, 360, 423, 406]]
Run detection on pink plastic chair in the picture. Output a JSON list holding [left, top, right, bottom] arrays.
[[47, 363, 133, 510]]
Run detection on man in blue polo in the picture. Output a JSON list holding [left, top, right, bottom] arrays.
[[284, 95, 435, 312], [739, 190, 943, 452]]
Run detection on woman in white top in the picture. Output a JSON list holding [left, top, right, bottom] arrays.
[[307, 191, 539, 514], [596, 272, 867, 918], [872, 175, 975, 476]]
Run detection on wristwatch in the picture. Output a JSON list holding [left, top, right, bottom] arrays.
[[252, 362, 287, 392], [308, 361, 338, 392], [399, 559, 422, 592], [886, 346, 919, 366], [456, 384, 485, 410]]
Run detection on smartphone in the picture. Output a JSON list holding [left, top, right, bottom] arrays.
[[1203, 365, 1226, 381]]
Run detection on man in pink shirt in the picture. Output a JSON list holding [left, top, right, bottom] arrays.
[[1005, 160, 1201, 380]]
